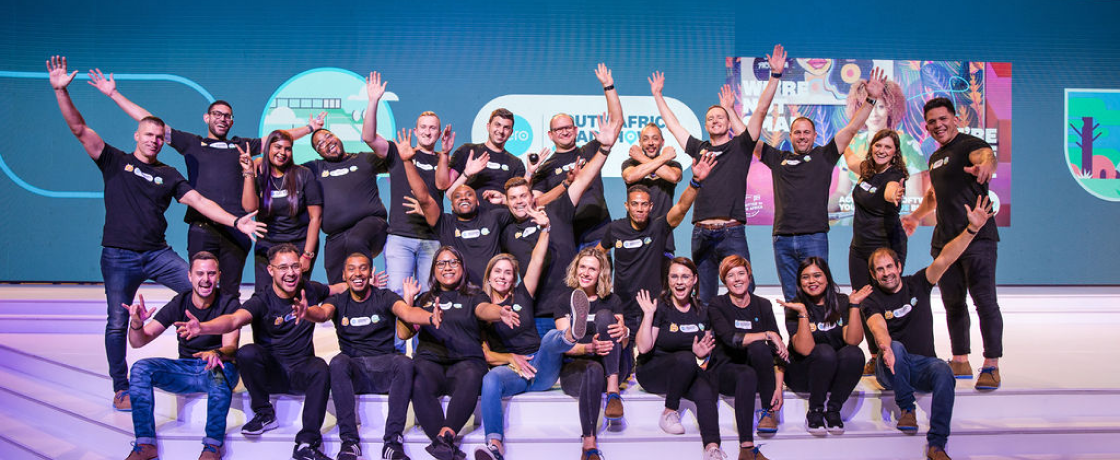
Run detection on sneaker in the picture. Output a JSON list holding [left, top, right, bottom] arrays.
[[926, 445, 952, 460], [425, 432, 461, 460], [738, 445, 769, 460], [382, 440, 409, 460], [199, 443, 222, 460], [473, 443, 503, 460], [570, 289, 590, 340], [114, 390, 132, 412], [603, 392, 624, 421], [659, 409, 685, 435], [293, 443, 332, 460], [863, 357, 877, 376], [125, 442, 157, 460], [897, 408, 918, 432], [805, 409, 825, 435], [337, 440, 361, 460], [755, 409, 778, 434], [823, 410, 844, 434], [948, 360, 972, 379], [242, 412, 279, 436], [703, 445, 727, 460], [581, 448, 604, 460], [976, 367, 1001, 390]]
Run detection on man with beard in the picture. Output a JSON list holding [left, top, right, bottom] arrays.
[[88, 68, 323, 299], [621, 124, 683, 265], [445, 108, 526, 207], [862, 196, 994, 460], [292, 253, 442, 460], [49, 56, 266, 411], [175, 244, 345, 460], [122, 251, 240, 460], [758, 68, 887, 301]]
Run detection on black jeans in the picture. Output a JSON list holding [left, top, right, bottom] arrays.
[[935, 239, 1002, 358], [411, 358, 486, 440], [324, 215, 389, 284], [235, 344, 330, 445], [785, 344, 864, 412], [559, 308, 621, 437], [716, 341, 777, 443], [636, 351, 721, 446], [329, 353, 413, 444], [187, 221, 251, 299]]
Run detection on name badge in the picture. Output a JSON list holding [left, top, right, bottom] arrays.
[[486, 161, 502, 169], [271, 189, 289, 199], [890, 304, 913, 320], [328, 168, 351, 177], [622, 238, 644, 249], [679, 324, 699, 333], [460, 229, 481, 239], [416, 162, 435, 171], [350, 316, 372, 327], [734, 320, 753, 330], [521, 226, 538, 238], [931, 158, 947, 170], [586, 313, 596, 322], [782, 159, 801, 166], [815, 320, 841, 332]]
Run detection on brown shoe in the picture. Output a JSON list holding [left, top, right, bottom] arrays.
[[113, 390, 132, 411], [863, 356, 876, 376], [976, 367, 1001, 390], [948, 360, 972, 379], [125, 443, 158, 460], [738, 445, 769, 460], [199, 443, 222, 460], [926, 445, 952, 460], [756, 409, 778, 434], [897, 408, 918, 432], [581, 448, 603, 460], [604, 392, 624, 420]]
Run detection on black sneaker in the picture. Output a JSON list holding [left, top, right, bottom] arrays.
[[805, 409, 826, 435], [570, 289, 590, 340], [242, 412, 278, 436], [473, 443, 504, 460], [425, 432, 460, 460], [293, 443, 332, 460], [337, 440, 361, 460], [382, 440, 410, 460], [824, 410, 844, 434]]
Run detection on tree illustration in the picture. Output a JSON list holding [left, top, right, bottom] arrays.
[[1070, 116, 1102, 176]]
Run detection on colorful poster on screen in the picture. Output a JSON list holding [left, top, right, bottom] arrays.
[[1065, 89, 1120, 201], [727, 57, 1012, 227]]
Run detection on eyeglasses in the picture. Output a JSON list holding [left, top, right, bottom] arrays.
[[271, 263, 301, 272], [434, 259, 462, 268], [208, 111, 234, 121], [550, 125, 576, 134]]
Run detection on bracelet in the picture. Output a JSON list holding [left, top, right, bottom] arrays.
[[966, 226, 978, 235], [233, 215, 244, 228], [242, 172, 255, 178], [689, 178, 702, 189], [561, 180, 571, 189], [602, 84, 615, 91], [301, 251, 315, 259], [598, 146, 611, 154], [305, 123, 314, 132], [429, 313, 435, 326], [865, 97, 877, 106], [770, 72, 783, 79], [798, 315, 808, 319], [130, 322, 143, 331], [543, 225, 551, 233]]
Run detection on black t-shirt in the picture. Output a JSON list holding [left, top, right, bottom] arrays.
[[501, 196, 579, 319], [642, 300, 710, 363], [708, 293, 779, 365], [555, 293, 623, 345], [415, 289, 489, 363], [683, 133, 757, 223], [851, 166, 907, 257], [861, 268, 937, 358], [601, 216, 673, 324], [784, 293, 853, 353], [240, 281, 331, 363], [96, 144, 193, 252], [928, 133, 998, 250], [760, 140, 842, 235], [482, 284, 541, 355], [254, 165, 323, 243], [531, 140, 611, 244], [620, 157, 681, 253], [450, 143, 526, 196], [434, 208, 511, 287], [153, 291, 241, 359], [169, 129, 261, 224], [302, 152, 388, 235], [327, 288, 402, 358], [385, 142, 444, 240]]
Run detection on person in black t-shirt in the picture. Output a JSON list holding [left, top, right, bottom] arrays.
[[621, 125, 683, 264], [649, 44, 786, 303], [400, 246, 519, 460], [862, 196, 994, 460], [778, 257, 871, 436], [240, 131, 323, 292], [175, 244, 345, 460], [292, 253, 438, 460], [122, 252, 240, 460], [48, 56, 265, 411], [708, 255, 786, 459], [634, 258, 724, 459], [531, 63, 623, 247], [901, 97, 1002, 388], [446, 108, 527, 207], [88, 68, 322, 300], [761, 68, 888, 302]]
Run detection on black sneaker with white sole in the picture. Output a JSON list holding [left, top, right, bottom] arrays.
[[805, 409, 826, 435], [473, 443, 504, 460], [382, 440, 410, 460], [824, 410, 844, 434], [241, 412, 278, 436], [570, 289, 590, 340], [293, 443, 332, 460], [337, 441, 361, 460]]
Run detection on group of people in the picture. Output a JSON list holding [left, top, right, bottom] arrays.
[[45, 42, 1003, 460]]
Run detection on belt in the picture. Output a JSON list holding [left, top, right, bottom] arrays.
[[696, 220, 742, 231]]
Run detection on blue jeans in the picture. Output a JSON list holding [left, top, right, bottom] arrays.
[[875, 342, 956, 449], [480, 329, 574, 442], [385, 234, 440, 353], [102, 246, 192, 392], [691, 224, 752, 304], [536, 317, 557, 338], [772, 232, 829, 302], [129, 358, 239, 447]]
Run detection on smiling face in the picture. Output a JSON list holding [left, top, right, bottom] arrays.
[[343, 254, 372, 294], [639, 125, 665, 156], [133, 120, 165, 160], [705, 106, 729, 139], [268, 137, 294, 169], [625, 189, 652, 226], [505, 184, 535, 220], [865, 100, 890, 132], [548, 114, 578, 150], [723, 265, 751, 297], [205, 103, 233, 139], [488, 116, 514, 147], [790, 118, 816, 154], [312, 130, 345, 160], [189, 258, 219, 300], [667, 262, 697, 305], [799, 263, 828, 301], [433, 249, 464, 289], [575, 255, 601, 291], [266, 250, 303, 297], [924, 106, 960, 146], [871, 252, 903, 293], [870, 134, 899, 168], [451, 185, 479, 217], [415, 115, 441, 150], [487, 258, 517, 297]]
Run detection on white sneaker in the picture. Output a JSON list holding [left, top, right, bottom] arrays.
[[704, 445, 727, 460], [659, 409, 685, 435]]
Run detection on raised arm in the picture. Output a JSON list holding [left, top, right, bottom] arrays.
[[125, 295, 163, 348], [87, 68, 170, 139], [521, 208, 551, 296], [665, 151, 715, 227], [475, 302, 519, 329], [925, 195, 992, 284], [719, 84, 747, 137], [397, 129, 441, 227], [434, 125, 455, 190], [49, 56, 105, 160], [779, 300, 817, 356], [843, 287, 871, 346], [361, 71, 391, 157], [834, 67, 886, 154], [649, 71, 691, 149], [391, 299, 441, 329], [446, 149, 490, 195], [175, 308, 253, 340], [595, 63, 623, 140], [746, 44, 787, 144], [566, 113, 620, 205], [634, 290, 659, 355], [239, 144, 259, 212]]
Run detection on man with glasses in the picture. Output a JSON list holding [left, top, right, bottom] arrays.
[[88, 69, 324, 299]]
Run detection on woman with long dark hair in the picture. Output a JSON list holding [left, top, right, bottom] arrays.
[[779, 257, 871, 436], [635, 257, 724, 460], [240, 130, 322, 291]]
